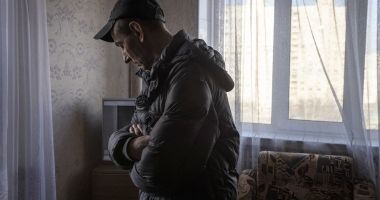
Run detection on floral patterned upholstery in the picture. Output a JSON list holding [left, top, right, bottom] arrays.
[[238, 169, 257, 200], [353, 179, 376, 200], [237, 151, 376, 200]]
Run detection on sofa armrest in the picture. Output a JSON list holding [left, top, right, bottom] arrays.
[[238, 169, 257, 200], [353, 179, 376, 200]]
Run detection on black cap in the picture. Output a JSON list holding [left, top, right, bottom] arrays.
[[94, 0, 165, 42]]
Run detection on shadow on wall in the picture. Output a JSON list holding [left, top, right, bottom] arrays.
[[63, 104, 102, 199]]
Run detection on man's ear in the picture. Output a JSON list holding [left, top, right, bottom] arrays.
[[129, 21, 144, 43]]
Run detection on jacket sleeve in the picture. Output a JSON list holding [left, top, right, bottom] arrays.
[[108, 124, 136, 169], [130, 65, 214, 193]]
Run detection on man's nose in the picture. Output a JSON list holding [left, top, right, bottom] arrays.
[[122, 55, 131, 64]]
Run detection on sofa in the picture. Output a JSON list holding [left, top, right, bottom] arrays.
[[238, 151, 376, 200]]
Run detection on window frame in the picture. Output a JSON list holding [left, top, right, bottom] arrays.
[[198, 0, 377, 144], [272, 0, 347, 139]]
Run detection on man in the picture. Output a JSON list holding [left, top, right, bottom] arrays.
[[94, 0, 239, 199]]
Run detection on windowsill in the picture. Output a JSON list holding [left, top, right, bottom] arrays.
[[240, 129, 379, 147]]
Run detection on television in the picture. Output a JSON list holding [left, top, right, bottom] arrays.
[[102, 98, 135, 161]]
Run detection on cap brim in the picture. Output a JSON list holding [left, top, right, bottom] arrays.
[[94, 20, 115, 42]]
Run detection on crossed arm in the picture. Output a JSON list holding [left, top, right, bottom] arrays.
[[127, 124, 150, 161]]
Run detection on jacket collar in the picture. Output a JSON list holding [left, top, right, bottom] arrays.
[[135, 30, 189, 84], [134, 30, 190, 111]]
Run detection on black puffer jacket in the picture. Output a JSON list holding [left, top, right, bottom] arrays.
[[108, 30, 239, 200]]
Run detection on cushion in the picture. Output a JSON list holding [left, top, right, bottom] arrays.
[[257, 151, 353, 200], [353, 179, 376, 200], [238, 169, 257, 200]]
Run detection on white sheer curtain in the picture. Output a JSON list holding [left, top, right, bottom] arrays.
[[200, 0, 379, 194], [0, 0, 56, 199]]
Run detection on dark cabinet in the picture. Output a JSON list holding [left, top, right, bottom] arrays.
[[92, 164, 139, 200]]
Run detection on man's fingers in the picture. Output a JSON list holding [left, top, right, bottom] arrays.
[[129, 126, 134, 133], [137, 124, 143, 133], [132, 124, 138, 133], [129, 124, 144, 135], [132, 124, 143, 136]]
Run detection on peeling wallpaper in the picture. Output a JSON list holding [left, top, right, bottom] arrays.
[[47, 0, 198, 199]]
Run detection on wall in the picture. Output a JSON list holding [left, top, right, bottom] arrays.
[[47, 0, 199, 200], [47, 0, 128, 199], [158, 0, 199, 38]]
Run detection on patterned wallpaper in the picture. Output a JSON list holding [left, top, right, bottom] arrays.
[[47, 0, 198, 199], [47, 0, 129, 199]]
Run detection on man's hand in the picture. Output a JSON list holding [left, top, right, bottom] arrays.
[[127, 124, 149, 161], [129, 124, 144, 136]]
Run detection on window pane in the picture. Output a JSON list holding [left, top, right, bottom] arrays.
[[223, 0, 274, 124], [198, 0, 209, 42], [289, 0, 346, 122], [363, 0, 378, 130]]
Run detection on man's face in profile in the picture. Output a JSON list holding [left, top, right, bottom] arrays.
[[111, 20, 149, 70]]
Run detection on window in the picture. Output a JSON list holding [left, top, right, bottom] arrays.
[[289, 0, 345, 122], [199, 0, 378, 144], [363, 0, 378, 130]]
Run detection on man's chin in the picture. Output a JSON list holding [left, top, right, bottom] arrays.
[[136, 63, 152, 70], [128, 61, 150, 70], [139, 66, 151, 71], [126, 62, 144, 69], [135, 63, 144, 68], [133, 62, 144, 68]]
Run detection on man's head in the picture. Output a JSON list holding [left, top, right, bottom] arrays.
[[94, 0, 172, 70]]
